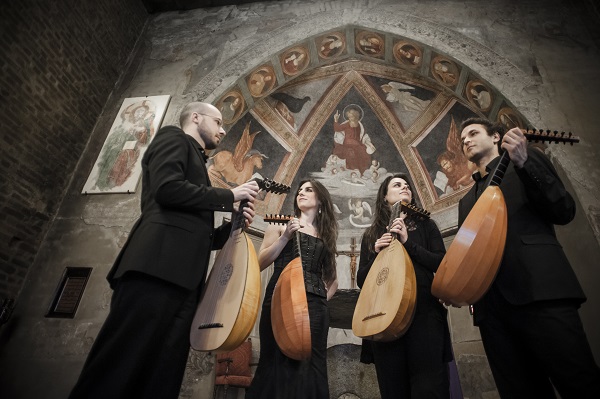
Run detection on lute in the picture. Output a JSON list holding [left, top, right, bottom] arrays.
[[432, 129, 580, 306], [265, 214, 312, 360], [190, 179, 290, 352], [352, 201, 430, 341]]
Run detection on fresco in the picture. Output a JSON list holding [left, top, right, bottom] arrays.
[[364, 75, 437, 132], [207, 112, 290, 212], [465, 79, 494, 114], [216, 89, 245, 126], [283, 87, 412, 233], [246, 64, 277, 97], [430, 54, 460, 88], [316, 31, 346, 60], [413, 102, 478, 199], [355, 30, 385, 59], [82, 95, 170, 194], [392, 39, 423, 69], [280, 45, 310, 78], [209, 28, 529, 251]]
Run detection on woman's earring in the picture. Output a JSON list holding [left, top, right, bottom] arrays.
[[318, 207, 322, 214]]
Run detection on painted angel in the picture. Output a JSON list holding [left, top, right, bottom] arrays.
[[348, 198, 373, 228], [434, 116, 475, 194], [381, 81, 430, 112], [209, 121, 267, 186]]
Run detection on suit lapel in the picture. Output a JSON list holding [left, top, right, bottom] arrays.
[[187, 135, 212, 187]]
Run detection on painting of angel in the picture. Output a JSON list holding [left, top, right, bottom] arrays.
[[381, 81, 430, 112], [348, 198, 374, 228], [208, 121, 267, 186], [434, 116, 475, 195]]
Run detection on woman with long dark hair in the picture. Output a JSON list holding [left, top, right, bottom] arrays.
[[357, 173, 452, 398], [246, 179, 338, 399]]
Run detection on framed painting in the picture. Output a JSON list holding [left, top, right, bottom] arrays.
[[82, 95, 171, 194]]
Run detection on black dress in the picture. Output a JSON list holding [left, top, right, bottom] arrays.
[[246, 233, 330, 399], [357, 218, 452, 399]]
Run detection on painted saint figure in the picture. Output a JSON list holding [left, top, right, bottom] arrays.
[[95, 100, 156, 190], [332, 105, 375, 174]]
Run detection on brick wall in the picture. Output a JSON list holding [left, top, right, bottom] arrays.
[[0, 0, 148, 300]]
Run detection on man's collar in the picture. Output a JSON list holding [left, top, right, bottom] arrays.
[[472, 155, 501, 182], [186, 134, 209, 163], [198, 147, 208, 163]]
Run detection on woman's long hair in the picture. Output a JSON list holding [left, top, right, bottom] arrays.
[[362, 173, 416, 254], [293, 179, 338, 284]]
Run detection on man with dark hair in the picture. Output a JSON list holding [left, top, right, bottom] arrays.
[[459, 117, 504, 154], [69, 102, 259, 399], [456, 117, 600, 398]]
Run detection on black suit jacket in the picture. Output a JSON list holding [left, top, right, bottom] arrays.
[[458, 148, 585, 307], [107, 125, 234, 290]]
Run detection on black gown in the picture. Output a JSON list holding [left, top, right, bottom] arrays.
[[357, 218, 453, 399], [246, 232, 330, 399]]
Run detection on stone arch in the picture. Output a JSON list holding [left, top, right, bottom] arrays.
[[190, 12, 539, 125], [194, 19, 542, 226]]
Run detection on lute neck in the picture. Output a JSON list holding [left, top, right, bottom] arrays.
[[294, 230, 303, 264], [389, 201, 404, 223], [486, 151, 512, 188], [388, 201, 405, 240], [231, 199, 249, 234]]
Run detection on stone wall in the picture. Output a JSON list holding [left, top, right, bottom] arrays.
[[0, 0, 148, 300]]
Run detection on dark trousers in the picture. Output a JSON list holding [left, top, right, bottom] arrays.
[[371, 303, 450, 399], [478, 292, 600, 399], [69, 272, 198, 399]]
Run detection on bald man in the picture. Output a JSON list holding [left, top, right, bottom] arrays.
[[69, 102, 259, 399]]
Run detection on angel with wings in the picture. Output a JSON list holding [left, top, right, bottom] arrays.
[[208, 121, 267, 186], [434, 116, 475, 194], [381, 81, 430, 112], [348, 198, 374, 228]]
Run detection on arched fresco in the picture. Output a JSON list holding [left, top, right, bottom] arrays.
[[207, 27, 531, 247]]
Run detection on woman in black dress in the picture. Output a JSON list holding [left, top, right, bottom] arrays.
[[246, 179, 338, 399], [357, 173, 452, 398]]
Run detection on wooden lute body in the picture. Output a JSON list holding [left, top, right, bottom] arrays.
[[432, 129, 580, 306], [190, 225, 260, 352], [190, 179, 289, 352], [352, 202, 430, 342], [431, 184, 507, 306], [271, 254, 311, 360], [265, 215, 312, 360]]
